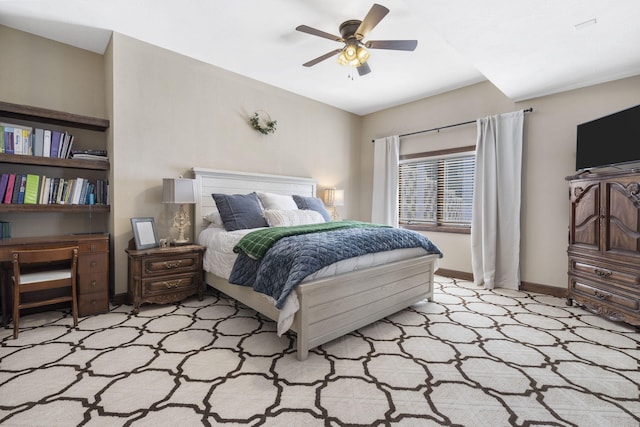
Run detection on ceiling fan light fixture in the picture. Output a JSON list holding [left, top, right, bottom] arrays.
[[337, 50, 349, 66], [338, 42, 370, 67], [297, 3, 416, 76], [356, 46, 370, 64]]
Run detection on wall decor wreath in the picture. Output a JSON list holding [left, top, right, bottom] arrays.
[[249, 111, 277, 135]]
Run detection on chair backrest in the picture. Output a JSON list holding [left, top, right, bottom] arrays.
[[12, 246, 79, 278]]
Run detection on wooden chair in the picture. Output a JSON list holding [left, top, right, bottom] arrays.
[[11, 246, 79, 339]]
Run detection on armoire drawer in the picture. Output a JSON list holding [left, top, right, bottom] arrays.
[[570, 277, 639, 311], [569, 257, 640, 288]]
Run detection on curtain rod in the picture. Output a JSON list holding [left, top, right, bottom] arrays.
[[371, 107, 533, 142]]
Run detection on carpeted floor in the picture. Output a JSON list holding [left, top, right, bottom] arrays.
[[0, 276, 638, 426]]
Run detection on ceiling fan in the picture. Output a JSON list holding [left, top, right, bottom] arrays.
[[295, 3, 417, 76]]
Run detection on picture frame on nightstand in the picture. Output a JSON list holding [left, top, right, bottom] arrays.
[[130, 217, 159, 250]]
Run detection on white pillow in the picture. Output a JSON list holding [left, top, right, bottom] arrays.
[[264, 209, 325, 227], [204, 209, 223, 225], [257, 192, 298, 210]]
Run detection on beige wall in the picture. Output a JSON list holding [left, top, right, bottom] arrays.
[[361, 77, 640, 288]]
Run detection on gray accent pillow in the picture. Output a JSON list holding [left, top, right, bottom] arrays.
[[212, 192, 268, 231], [292, 195, 331, 222]]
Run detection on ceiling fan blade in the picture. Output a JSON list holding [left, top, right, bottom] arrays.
[[365, 40, 418, 51], [357, 62, 371, 76], [355, 3, 389, 39], [302, 49, 343, 67], [296, 25, 342, 42]]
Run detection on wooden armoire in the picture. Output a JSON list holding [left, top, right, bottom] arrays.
[[566, 169, 640, 326]]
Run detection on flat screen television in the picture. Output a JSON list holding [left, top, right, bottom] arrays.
[[576, 104, 640, 171]]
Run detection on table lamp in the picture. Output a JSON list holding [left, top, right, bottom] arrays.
[[162, 177, 198, 245], [323, 188, 344, 221]]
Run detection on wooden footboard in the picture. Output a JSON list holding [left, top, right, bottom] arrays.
[[205, 253, 438, 360]]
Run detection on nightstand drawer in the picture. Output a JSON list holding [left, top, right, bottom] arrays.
[[142, 273, 201, 298], [143, 253, 199, 276]]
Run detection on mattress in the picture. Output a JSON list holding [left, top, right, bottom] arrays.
[[198, 224, 436, 334]]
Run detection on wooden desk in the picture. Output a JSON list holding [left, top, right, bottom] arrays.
[[0, 233, 110, 325]]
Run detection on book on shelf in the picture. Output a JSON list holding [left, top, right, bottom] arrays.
[[33, 128, 44, 156], [40, 177, 51, 204], [3, 173, 16, 203], [11, 174, 22, 204], [43, 129, 51, 157], [13, 128, 22, 155], [50, 130, 61, 158], [23, 174, 40, 204], [0, 173, 8, 201], [18, 175, 27, 203], [0, 221, 11, 239], [3, 125, 14, 154]]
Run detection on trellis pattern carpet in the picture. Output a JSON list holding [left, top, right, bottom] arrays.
[[0, 276, 638, 426]]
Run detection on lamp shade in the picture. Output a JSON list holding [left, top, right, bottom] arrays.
[[333, 189, 344, 207], [162, 178, 198, 204], [323, 188, 344, 207]]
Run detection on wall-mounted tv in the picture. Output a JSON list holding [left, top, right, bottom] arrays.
[[576, 104, 640, 171]]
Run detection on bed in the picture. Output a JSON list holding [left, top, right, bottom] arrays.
[[193, 167, 441, 360]]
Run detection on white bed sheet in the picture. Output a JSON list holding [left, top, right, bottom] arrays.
[[198, 225, 436, 334]]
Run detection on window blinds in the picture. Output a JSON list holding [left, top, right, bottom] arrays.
[[399, 153, 475, 226]]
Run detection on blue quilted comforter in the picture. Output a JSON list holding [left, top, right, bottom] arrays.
[[229, 225, 443, 309]]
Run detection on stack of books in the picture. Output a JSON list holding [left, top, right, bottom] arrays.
[[0, 173, 109, 205], [71, 149, 108, 162], [1, 122, 78, 159]]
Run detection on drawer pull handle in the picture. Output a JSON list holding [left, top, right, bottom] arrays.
[[90, 261, 97, 268], [594, 290, 611, 300], [163, 280, 183, 289], [91, 280, 97, 288], [164, 261, 182, 269], [594, 268, 612, 278]]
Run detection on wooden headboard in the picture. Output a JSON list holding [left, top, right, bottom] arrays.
[[192, 167, 317, 232]]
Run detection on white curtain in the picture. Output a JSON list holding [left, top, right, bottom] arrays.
[[371, 136, 399, 226], [471, 111, 524, 290]]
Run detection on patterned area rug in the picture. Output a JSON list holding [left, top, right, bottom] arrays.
[[0, 276, 638, 426]]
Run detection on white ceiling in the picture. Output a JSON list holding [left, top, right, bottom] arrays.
[[1, 0, 639, 116]]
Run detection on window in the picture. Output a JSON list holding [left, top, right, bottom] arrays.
[[398, 146, 475, 233]]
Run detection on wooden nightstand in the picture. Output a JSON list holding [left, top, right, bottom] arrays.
[[126, 240, 205, 314]]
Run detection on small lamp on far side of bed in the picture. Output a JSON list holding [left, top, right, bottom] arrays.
[[323, 188, 344, 221], [162, 177, 198, 245]]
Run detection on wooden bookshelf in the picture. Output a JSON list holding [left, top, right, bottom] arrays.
[[0, 203, 109, 213], [0, 101, 109, 132], [0, 153, 109, 170], [1, 101, 110, 215]]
